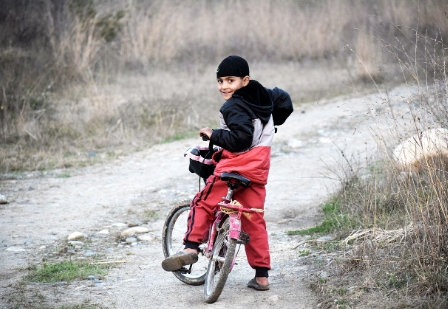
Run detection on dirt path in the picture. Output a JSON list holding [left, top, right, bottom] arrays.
[[0, 86, 411, 308]]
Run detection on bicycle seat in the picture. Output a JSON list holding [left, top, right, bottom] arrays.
[[220, 172, 250, 188]]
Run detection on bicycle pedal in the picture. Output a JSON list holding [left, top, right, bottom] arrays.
[[176, 266, 192, 274]]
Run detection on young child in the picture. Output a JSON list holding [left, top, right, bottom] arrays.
[[162, 55, 293, 291]]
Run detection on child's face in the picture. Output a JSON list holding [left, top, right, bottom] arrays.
[[217, 76, 249, 100]]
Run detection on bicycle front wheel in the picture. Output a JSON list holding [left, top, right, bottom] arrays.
[[204, 217, 237, 304], [162, 201, 207, 286]]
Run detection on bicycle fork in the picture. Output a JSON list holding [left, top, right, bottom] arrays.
[[205, 211, 241, 255], [228, 212, 242, 239], [204, 212, 241, 270]]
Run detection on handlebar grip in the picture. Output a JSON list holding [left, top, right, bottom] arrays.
[[201, 134, 209, 141]]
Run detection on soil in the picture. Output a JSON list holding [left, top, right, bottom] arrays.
[[0, 86, 412, 309]]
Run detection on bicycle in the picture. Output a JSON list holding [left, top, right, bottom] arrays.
[[162, 142, 262, 303]]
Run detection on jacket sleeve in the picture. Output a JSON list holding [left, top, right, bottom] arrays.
[[210, 100, 254, 153], [267, 87, 293, 126]]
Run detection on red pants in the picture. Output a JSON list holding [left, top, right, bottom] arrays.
[[185, 175, 271, 269]]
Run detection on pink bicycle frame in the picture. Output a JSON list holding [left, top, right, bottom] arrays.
[[228, 213, 241, 239], [204, 212, 223, 256], [204, 202, 254, 258]]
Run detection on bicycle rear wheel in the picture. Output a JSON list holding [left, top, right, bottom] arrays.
[[162, 201, 207, 286], [204, 217, 237, 304]]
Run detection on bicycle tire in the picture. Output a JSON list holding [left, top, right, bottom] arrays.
[[162, 201, 207, 286], [204, 217, 237, 303]]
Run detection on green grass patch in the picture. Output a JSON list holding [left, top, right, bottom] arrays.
[[287, 199, 356, 236], [142, 209, 159, 222], [27, 261, 110, 283], [298, 249, 310, 256]]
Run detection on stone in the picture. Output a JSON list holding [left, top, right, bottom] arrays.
[[84, 251, 96, 257], [318, 137, 332, 144], [268, 295, 280, 303], [6, 246, 26, 252], [125, 237, 137, 244], [54, 281, 67, 286], [137, 234, 154, 242], [68, 232, 85, 240], [0, 194, 7, 204], [288, 139, 303, 148], [316, 235, 333, 242], [319, 271, 329, 278], [127, 220, 142, 227], [393, 128, 448, 171], [121, 226, 149, 237], [97, 229, 109, 235], [68, 241, 84, 246]]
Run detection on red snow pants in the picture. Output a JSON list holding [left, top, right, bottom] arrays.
[[184, 175, 271, 269]]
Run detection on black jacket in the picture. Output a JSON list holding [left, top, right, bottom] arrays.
[[210, 80, 292, 153]]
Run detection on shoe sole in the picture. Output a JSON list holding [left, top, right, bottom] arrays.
[[162, 253, 198, 271], [247, 278, 270, 291]]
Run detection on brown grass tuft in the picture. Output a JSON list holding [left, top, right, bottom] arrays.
[[309, 29, 448, 307]]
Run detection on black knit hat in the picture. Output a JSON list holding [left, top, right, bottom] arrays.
[[216, 55, 249, 78]]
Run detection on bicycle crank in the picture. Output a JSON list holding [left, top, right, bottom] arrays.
[[236, 231, 250, 244]]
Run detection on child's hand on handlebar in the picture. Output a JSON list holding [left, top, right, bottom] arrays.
[[199, 127, 213, 141]]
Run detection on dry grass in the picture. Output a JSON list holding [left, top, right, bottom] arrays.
[[307, 159, 448, 307], [0, 60, 360, 173], [1, 0, 447, 174], [304, 29, 448, 308]]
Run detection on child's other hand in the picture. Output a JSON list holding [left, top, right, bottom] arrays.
[[199, 127, 213, 140]]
